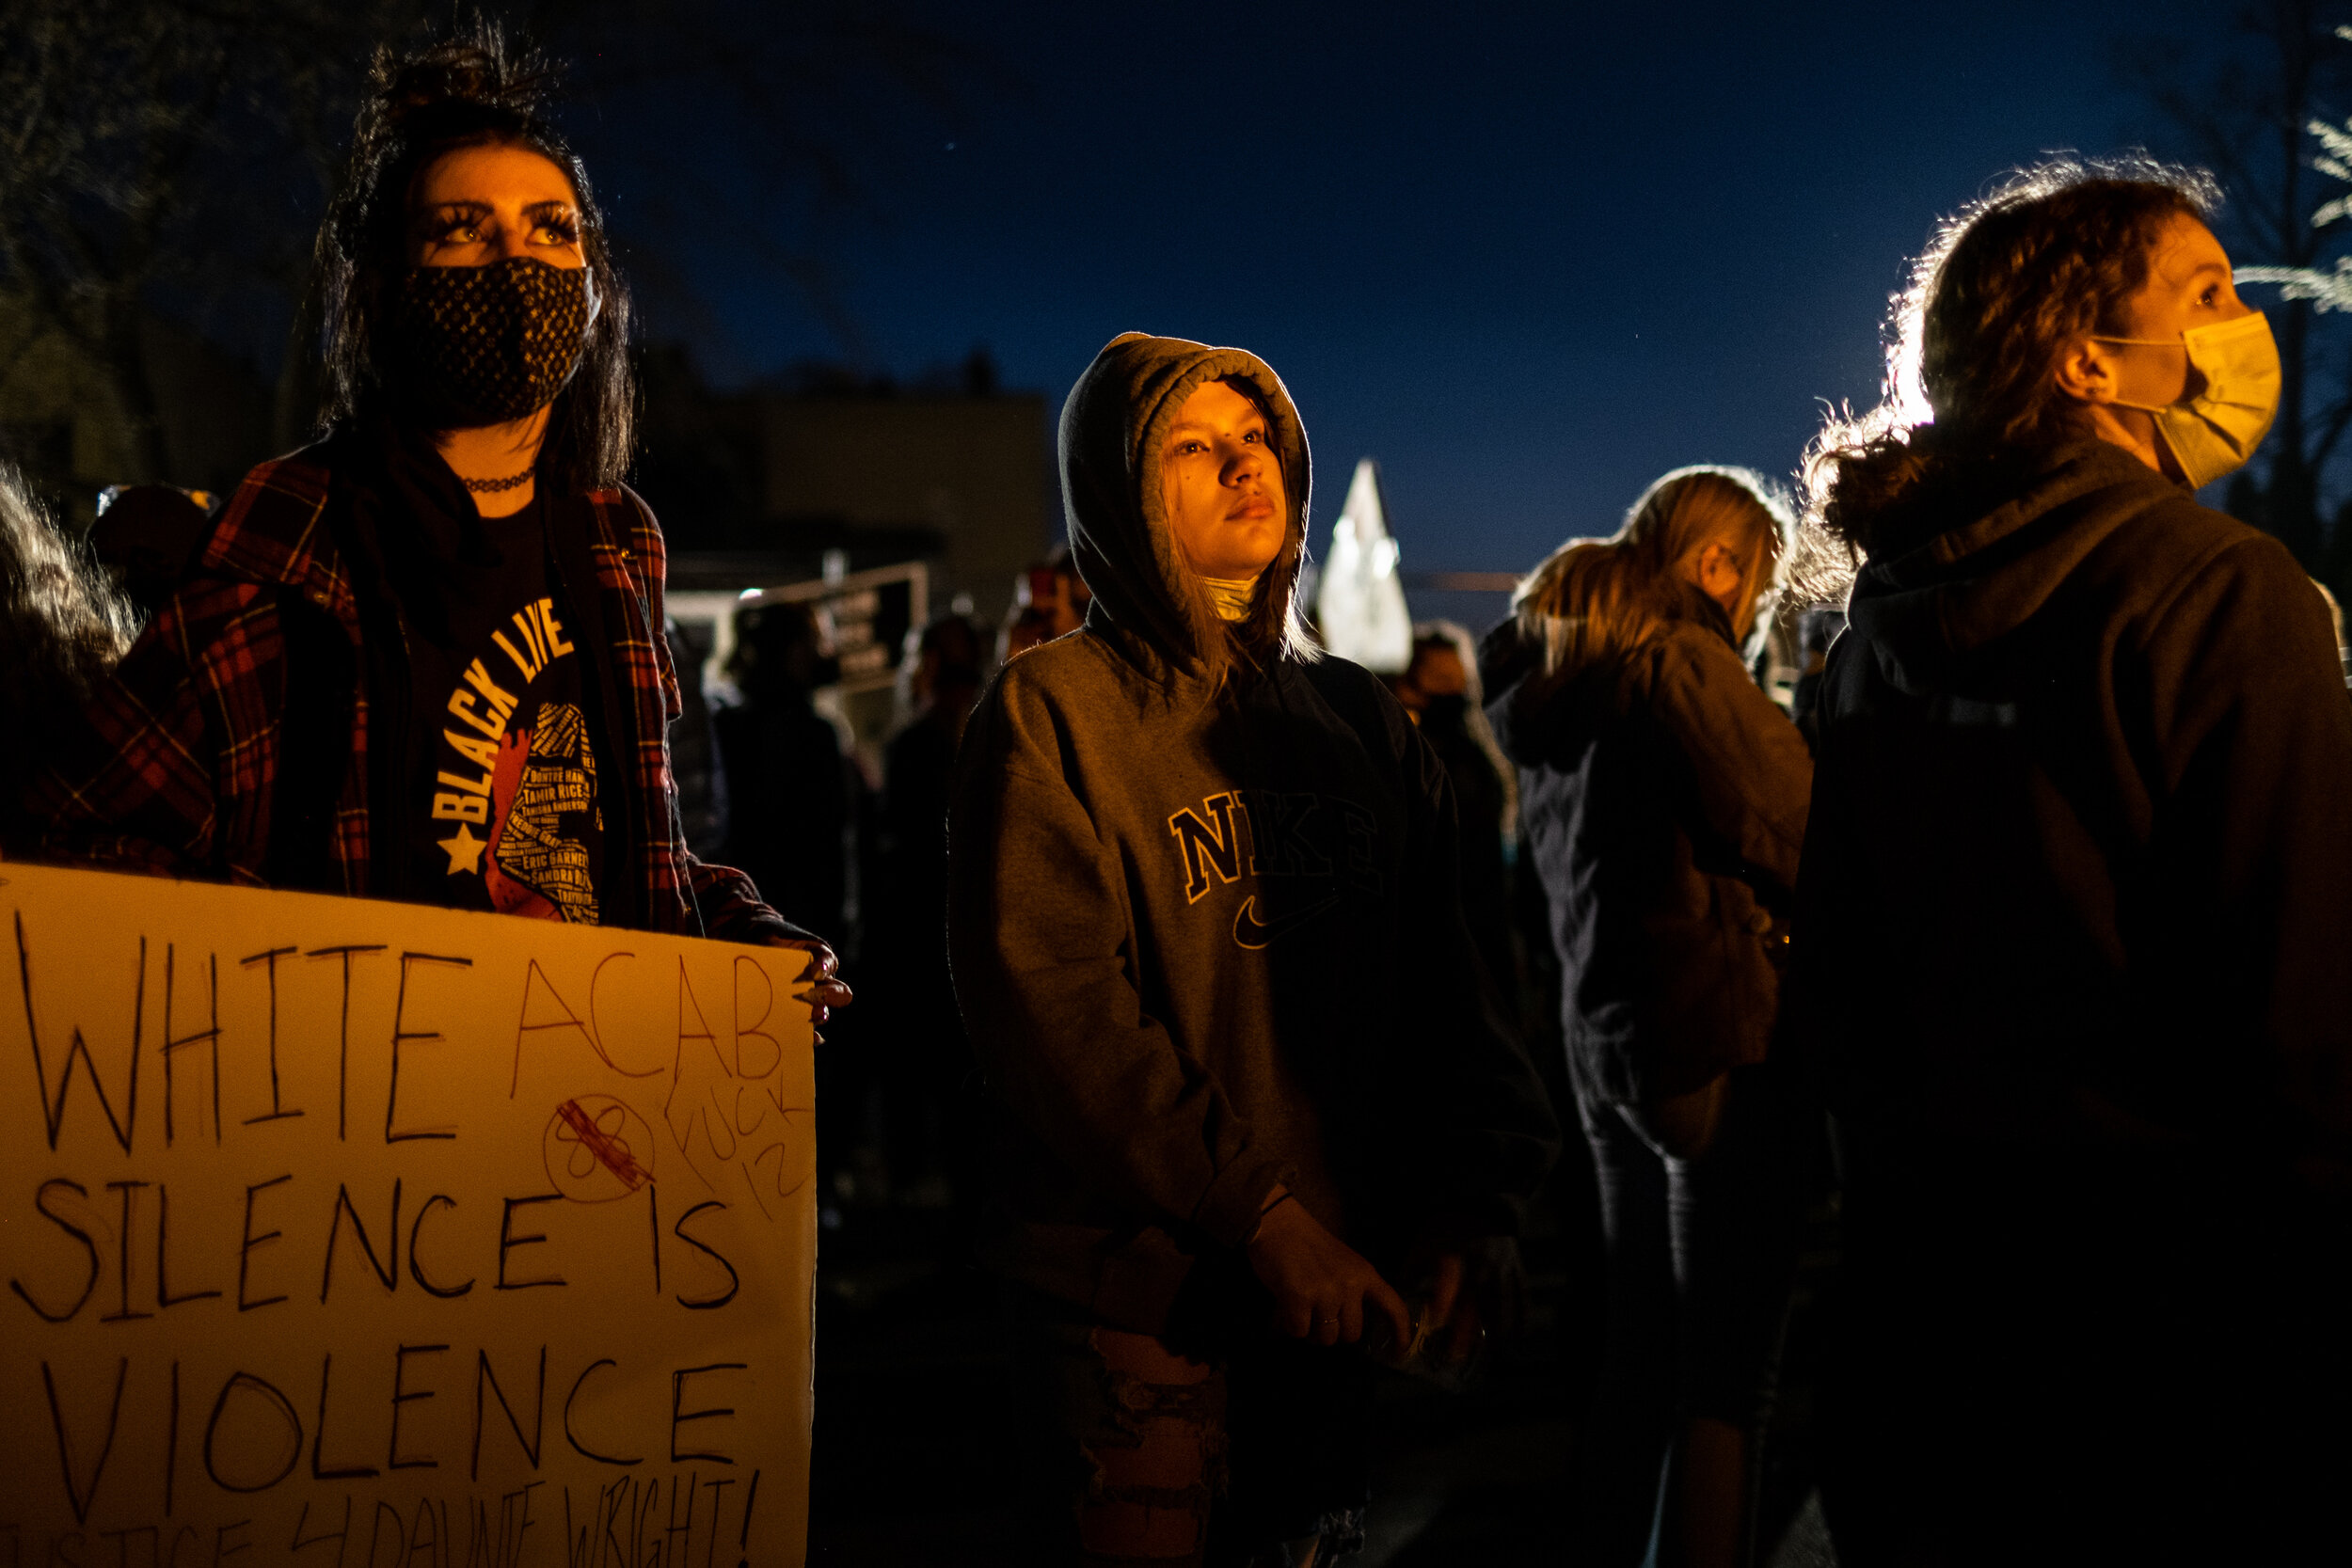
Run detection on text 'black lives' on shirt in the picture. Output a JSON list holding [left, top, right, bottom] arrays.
[[407, 502, 607, 924]]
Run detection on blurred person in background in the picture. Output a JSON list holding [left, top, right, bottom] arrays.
[[1481, 466, 1816, 1568], [0, 466, 139, 851], [869, 609, 988, 1208], [952, 333, 1556, 1567], [87, 483, 216, 617], [665, 616, 729, 856], [999, 542, 1093, 665], [1389, 621, 1518, 999], [714, 598, 851, 940], [1788, 605, 1846, 753], [18, 24, 845, 1020], [1793, 156, 2352, 1561], [712, 597, 863, 1205]]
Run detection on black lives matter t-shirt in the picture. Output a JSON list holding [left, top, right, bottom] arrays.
[[406, 505, 607, 923]]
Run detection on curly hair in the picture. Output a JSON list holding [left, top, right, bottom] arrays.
[[315, 19, 634, 493], [1796, 154, 2219, 597]]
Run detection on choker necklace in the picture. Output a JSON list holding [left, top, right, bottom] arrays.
[[462, 469, 534, 494]]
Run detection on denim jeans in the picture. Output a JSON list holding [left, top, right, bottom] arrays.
[[1567, 1061, 1816, 1567]]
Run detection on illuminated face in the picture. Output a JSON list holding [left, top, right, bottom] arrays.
[[1678, 535, 1756, 638], [2097, 214, 2253, 403], [1159, 378, 1288, 580], [408, 143, 589, 270]]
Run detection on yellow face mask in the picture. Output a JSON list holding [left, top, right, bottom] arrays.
[[2094, 311, 2281, 489]]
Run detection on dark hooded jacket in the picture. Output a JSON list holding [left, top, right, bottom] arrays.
[[1792, 439, 2352, 1162], [1789, 441, 2352, 1538], [947, 334, 1557, 1334], [1482, 596, 1813, 1108]]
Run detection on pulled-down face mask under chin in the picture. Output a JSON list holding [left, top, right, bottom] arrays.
[[1197, 574, 1261, 622], [392, 255, 597, 426], [2095, 310, 2280, 489]]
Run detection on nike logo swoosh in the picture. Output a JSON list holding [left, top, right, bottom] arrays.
[[1232, 893, 1343, 950]]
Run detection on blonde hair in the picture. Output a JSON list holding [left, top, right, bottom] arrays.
[[1513, 467, 1788, 677], [0, 465, 139, 804]]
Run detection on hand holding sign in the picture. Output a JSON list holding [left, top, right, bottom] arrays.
[[0, 863, 815, 1563]]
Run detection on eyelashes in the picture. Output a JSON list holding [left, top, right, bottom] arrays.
[[418, 208, 582, 245]]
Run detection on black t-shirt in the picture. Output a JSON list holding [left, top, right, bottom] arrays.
[[404, 499, 608, 923]]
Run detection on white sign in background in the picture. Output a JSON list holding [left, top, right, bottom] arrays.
[[0, 863, 816, 1566]]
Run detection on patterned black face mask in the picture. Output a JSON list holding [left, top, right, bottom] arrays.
[[391, 256, 596, 425]]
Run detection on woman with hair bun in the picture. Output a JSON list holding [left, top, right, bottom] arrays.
[[24, 25, 847, 1010], [1791, 156, 2352, 1560], [1481, 467, 1815, 1568]]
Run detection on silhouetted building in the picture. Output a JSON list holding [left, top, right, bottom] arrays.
[[0, 295, 274, 520], [633, 346, 1053, 632]]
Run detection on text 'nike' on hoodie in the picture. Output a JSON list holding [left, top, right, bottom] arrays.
[[946, 332, 1557, 1333]]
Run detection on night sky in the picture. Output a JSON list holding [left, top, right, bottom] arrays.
[[623, 0, 2216, 626]]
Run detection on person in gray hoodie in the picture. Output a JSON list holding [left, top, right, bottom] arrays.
[[1793, 156, 2352, 1560], [948, 333, 1557, 1566]]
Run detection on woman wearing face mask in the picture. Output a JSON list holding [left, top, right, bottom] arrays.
[[24, 28, 847, 1010], [1478, 467, 1815, 1568], [1391, 624, 1519, 996], [1792, 156, 2352, 1560], [949, 334, 1556, 1566]]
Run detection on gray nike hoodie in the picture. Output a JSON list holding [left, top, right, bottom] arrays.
[[947, 333, 1557, 1333]]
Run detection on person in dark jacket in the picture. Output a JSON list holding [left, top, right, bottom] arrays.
[[713, 599, 852, 940], [949, 332, 1557, 1566], [870, 610, 986, 1205], [19, 26, 847, 1013], [1391, 622, 1519, 997], [1481, 466, 1815, 1568], [1791, 155, 2352, 1562], [88, 484, 218, 617]]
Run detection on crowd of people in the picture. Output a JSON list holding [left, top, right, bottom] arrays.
[[4, 18, 2351, 1568]]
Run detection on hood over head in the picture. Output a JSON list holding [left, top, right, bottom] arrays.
[[1845, 439, 2180, 693], [1058, 332, 1317, 685]]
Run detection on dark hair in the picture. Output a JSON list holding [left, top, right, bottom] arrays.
[[316, 20, 633, 494], [1798, 154, 2218, 591]]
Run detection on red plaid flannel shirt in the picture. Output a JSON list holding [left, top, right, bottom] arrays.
[[25, 447, 793, 942]]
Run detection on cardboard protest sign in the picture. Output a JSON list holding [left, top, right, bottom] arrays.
[[0, 862, 816, 1565]]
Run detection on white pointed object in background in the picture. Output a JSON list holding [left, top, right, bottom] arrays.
[[1314, 457, 1414, 673]]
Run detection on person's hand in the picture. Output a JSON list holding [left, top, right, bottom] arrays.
[[1421, 1235, 1527, 1368], [762, 936, 851, 1026], [1244, 1187, 1411, 1350]]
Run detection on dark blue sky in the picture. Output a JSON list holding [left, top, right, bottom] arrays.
[[634, 0, 2214, 620]]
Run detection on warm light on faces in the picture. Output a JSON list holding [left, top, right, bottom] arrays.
[[2075, 215, 2252, 407], [407, 143, 588, 270], [1160, 378, 1288, 580], [1677, 536, 1756, 638]]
